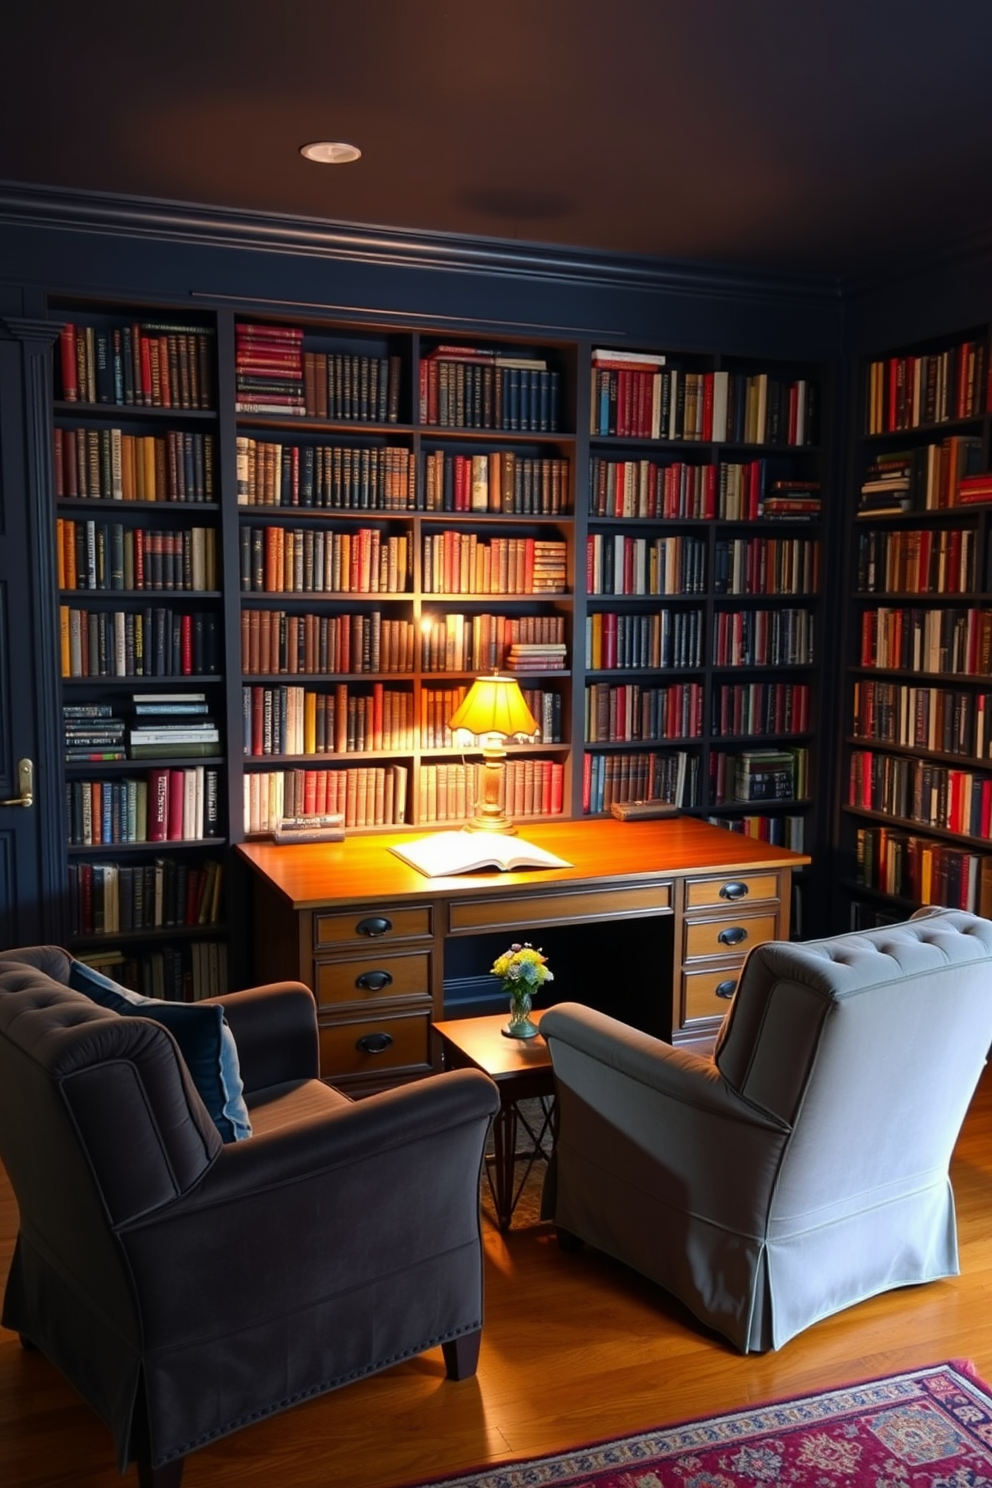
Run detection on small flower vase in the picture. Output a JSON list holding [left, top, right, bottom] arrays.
[[503, 987, 539, 1039]]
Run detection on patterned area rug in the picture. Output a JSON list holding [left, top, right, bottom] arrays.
[[409, 1361, 992, 1487]]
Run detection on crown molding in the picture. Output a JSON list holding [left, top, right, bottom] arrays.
[[0, 179, 842, 311]]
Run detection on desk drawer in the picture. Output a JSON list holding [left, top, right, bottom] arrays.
[[685, 873, 781, 910], [683, 965, 743, 1023], [314, 905, 433, 949], [448, 882, 671, 935], [319, 1009, 432, 1081], [315, 949, 432, 1008], [684, 911, 778, 961]]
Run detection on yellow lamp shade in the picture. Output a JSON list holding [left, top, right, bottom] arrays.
[[448, 674, 538, 740]]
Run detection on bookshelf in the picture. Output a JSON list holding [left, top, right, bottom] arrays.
[[41, 301, 835, 992], [840, 323, 992, 927], [584, 345, 827, 920], [52, 307, 229, 999]]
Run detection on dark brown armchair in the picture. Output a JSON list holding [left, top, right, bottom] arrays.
[[0, 945, 499, 1486]]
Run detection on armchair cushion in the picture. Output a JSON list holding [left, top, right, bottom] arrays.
[[67, 958, 251, 1142]]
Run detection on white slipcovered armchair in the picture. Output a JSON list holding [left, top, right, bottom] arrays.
[[540, 907, 992, 1352]]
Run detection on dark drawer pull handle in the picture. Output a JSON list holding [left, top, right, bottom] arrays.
[[356, 970, 393, 992], [715, 979, 738, 1000], [717, 926, 748, 946], [356, 1032, 394, 1055], [356, 916, 392, 938], [719, 881, 749, 900]]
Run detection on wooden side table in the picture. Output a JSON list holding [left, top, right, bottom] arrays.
[[433, 1010, 555, 1230]]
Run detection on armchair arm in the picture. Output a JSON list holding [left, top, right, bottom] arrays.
[[203, 981, 319, 1092], [540, 1003, 786, 1128], [117, 1069, 500, 1346]]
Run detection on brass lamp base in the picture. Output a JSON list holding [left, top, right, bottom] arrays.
[[461, 746, 516, 833]]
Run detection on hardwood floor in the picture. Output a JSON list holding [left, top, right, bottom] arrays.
[[3, 1064, 991, 1488]]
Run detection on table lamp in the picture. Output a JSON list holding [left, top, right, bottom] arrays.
[[448, 672, 539, 833]]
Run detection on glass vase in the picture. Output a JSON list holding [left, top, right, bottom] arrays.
[[503, 987, 539, 1039]]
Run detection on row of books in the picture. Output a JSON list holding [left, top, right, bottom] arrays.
[[419, 350, 560, 432], [585, 609, 704, 672], [584, 681, 704, 743], [854, 826, 992, 915], [56, 520, 218, 593], [244, 765, 410, 834], [75, 941, 230, 1002], [712, 681, 812, 738], [854, 527, 977, 596], [54, 427, 216, 503], [419, 612, 566, 674], [421, 534, 567, 595], [712, 747, 810, 805], [302, 349, 402, 424], [66, 857, 224, 937], [713, 537, 820, 597], [242, 683, 416, 756], [864, 339, 987, 435], [242, 608, 415, 676], [240, 525, 411, 595], [858, 606, 992, 676], [585, 532, 707, 597], [851, 680, 992, 760], [423, 450, 569, 515], [58, 321, 214, 410], [849, 748, 992, 840], [417, 759, 565, 822], [857, 437, 984, 514], [582, 748, 699, 814], [587, 458, 818, 522], [59, 607, 222, 679], [590, 356, 816, 446], [707, 813, 806, 850], [66, 765, 221, 844], [712, 609, 815, 668], [235, 437, 415, 510]]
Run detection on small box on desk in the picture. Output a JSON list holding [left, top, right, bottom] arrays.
[[273, 814, 346, 844]]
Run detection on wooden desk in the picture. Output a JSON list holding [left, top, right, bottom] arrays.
[[238, 817, 809, 1094]]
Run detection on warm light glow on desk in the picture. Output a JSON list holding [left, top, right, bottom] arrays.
[[448, 673, 538, 833]]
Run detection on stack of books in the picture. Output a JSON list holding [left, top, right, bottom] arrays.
[[956, 471, 992, 506], [128, 693, 220, 759], [235, 323, 305, 416], [63, 704, 126, 761], [505, 642, 567, 672], [731, 749, 797, 803], [760, 479, 822, 520], [530, 540, 568, 592]]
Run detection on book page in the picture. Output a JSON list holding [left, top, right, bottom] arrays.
[[389, 830, 572, 878]]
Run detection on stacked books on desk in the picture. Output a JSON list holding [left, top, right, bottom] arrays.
[[273, 813, 346, 844]]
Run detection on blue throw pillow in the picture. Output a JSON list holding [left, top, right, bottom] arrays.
[[68, 959, 252, 1142]]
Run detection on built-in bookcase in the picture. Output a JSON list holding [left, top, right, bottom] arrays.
[[42, 303, 835, 990], [839, 323, 992, 928]]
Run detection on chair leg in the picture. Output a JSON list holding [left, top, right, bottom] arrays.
[[441, 1328, 481, 1381], [136, 1455, 184, 1488]]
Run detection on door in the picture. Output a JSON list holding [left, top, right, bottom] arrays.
[[0, 317, 66, 947]]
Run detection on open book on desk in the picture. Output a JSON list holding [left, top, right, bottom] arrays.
[[389, 830, 572, 878]]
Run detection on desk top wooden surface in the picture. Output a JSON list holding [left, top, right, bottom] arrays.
[[237, 816, 810, 911]]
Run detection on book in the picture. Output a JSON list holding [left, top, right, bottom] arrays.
[[388, 829, 572, 878]]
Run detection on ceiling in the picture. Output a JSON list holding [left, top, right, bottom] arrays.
[[4, 1, 992, 283]]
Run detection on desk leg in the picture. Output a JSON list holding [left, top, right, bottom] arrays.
[[489, 1100, 518, 1232]]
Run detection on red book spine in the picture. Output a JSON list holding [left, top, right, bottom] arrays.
[[168, 769, 185, 840], [60, 325, 78, 401], [180, 613, 193, 674]]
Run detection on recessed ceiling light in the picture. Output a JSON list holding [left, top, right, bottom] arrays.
[[300, 141, 361, 165]]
